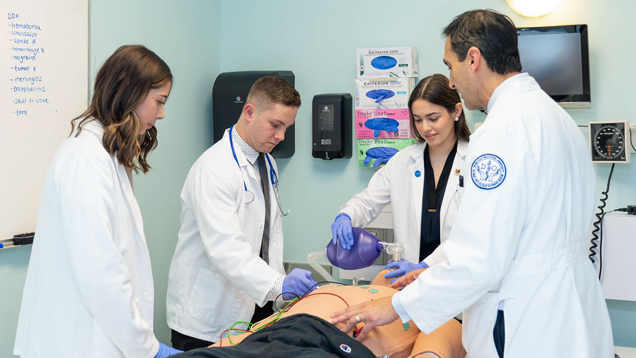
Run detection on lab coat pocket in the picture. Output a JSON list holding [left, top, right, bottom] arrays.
[[456, 186, 465, 201], [187, 267, 238, 326], [462, 292, 499, 357]]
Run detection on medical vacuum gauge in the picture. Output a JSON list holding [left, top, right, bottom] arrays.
[[589, 121, 630, 163]]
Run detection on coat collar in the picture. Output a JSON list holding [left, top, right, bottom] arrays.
[[409, 139, 468, 161], [81, 118, 146, 245], [488, 73, 540, 113], [224, 128, 250, 168], [224, 127, 260, 182], [80, 118, 105, 137]]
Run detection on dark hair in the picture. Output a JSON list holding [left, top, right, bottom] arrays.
[[246, 76, 301, 111], [72, 45, 173, 173], [443, 9, 522, 75], [408, 74, 470, 143]]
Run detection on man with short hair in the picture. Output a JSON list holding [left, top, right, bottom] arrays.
[[330, 10, 613, 357], [167, 76, 316, 350]]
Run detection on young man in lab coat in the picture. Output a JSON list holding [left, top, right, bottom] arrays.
[[330, 10, 614, 357], [166, 76, 317, 350]]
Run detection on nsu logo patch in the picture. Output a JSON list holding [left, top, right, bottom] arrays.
[[470, 154, 506, 190]]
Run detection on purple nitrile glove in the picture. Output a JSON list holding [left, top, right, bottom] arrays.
[[331, 213, 354, 250], [383, 259, 429, 284], [154, 343, 183, 358], [282, 268, 317, 299]]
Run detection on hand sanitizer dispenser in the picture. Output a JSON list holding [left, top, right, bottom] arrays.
[[312, 94, 352, 160]]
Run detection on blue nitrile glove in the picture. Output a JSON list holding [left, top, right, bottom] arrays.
[[366, 89, 396, 103], [383, 259, 429, 284], [371, 56, 398, 70], [364, 118, 400, 137], [154, 343, 183, 358], [331, 213, 354, 250], [363, 147, 399, 167], [282, 268, 317, 299]]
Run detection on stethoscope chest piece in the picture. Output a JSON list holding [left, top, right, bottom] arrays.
[[244, 190, 255, 204]]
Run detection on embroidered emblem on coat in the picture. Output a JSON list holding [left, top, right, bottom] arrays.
[[470, 154, 506, 190]]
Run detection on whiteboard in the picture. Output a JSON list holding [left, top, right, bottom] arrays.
[[0, 0, 88, 240]]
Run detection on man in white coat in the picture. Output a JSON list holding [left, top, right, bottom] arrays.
[[167, 76, 317, 350], [330, 10, 614, 357]]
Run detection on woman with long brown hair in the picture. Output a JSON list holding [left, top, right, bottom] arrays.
[[14, 45, 181, 358], [332, 74, 471, 282]]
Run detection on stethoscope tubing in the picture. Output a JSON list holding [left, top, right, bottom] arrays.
[[229, 126, 288, 216]]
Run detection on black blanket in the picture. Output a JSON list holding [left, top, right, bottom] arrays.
[[174, 314, 375, 358]]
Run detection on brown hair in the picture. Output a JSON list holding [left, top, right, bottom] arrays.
[[443, 9, 522, 75], [408, 74, 470, 143], [72, 45, 173, 173], [245, 76, 301, 112]]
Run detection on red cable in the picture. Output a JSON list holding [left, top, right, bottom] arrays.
[[301, 291, 350, 307], [218, 288, 352, 346]]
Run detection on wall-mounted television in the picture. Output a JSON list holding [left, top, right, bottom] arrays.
[[517, 24, 590, 109]]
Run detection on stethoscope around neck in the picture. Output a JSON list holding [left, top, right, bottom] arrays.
[[229, 126, 290, 216]]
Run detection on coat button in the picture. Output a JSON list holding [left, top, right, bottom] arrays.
[[259, 223, 263, 229]]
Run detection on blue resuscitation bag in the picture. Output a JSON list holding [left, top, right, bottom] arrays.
[[365, 89, 395, 103], [370, 56, 397, 70], [364, 117, 399, 138], [364, 147, 399, 167]]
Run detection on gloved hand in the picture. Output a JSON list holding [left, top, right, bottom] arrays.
[[383, 259, 429, 283], [154, 343, 183, 358], [366, 89, 396, 103], [363, 147, 399, 167], [331, 213, 354, 250], [364, 117, 400, 137], [282, 268, 317, 299]]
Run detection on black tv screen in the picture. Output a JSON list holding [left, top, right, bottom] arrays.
[[517, 24, 590, 108]]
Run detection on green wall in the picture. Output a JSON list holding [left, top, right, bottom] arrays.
[[2, 1, 636, 357]]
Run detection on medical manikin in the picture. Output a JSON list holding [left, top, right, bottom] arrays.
[[173, 229, 466, 358]]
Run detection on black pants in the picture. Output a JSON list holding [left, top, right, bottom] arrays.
[[493, 309, 505, 358], [251, 301, 274, 324], [171, 330, 214, 352], [172, 301, 274, 351]]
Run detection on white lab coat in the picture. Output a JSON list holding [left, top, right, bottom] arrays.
[[14, 120, 159, 358], [166, 128, 285, 342], [341, 140, 468, 266], [396, 74, 613, 357]]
